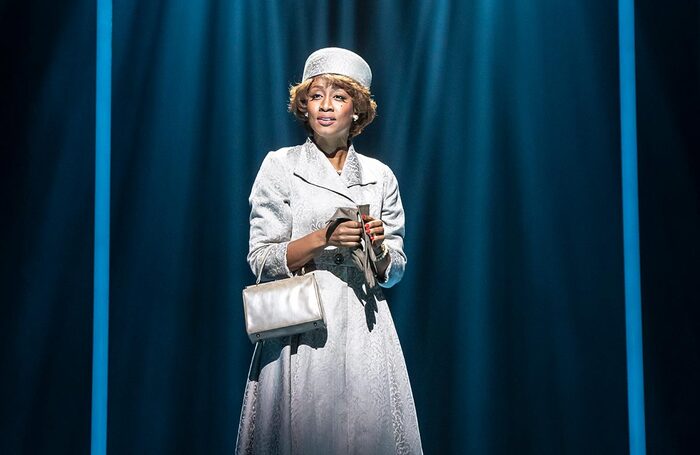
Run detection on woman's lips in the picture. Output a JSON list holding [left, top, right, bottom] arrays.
[[317, 117, 335, 126]]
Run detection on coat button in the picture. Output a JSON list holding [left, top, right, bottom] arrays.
[[334, 253, 344, 264]]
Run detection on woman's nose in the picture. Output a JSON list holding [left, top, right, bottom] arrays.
[[320, 97, 332, 111]]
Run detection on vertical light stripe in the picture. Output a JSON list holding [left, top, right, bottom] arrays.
[[618, 1, 647, 454], [92, 0, 111, 454]]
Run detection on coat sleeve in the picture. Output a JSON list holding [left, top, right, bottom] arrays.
[[247, 152, 294, 281], [378, 166, 407, 288]]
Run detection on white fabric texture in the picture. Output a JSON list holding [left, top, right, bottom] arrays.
[[236, 139, 423, 455]]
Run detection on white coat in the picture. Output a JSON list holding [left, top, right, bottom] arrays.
[[236, 139, 422, 455]]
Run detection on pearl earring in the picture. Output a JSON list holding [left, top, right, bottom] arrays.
[[352, 114, 359, 121], [304, 112, 309, 118]]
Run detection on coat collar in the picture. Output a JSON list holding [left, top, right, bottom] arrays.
[[293, 138, 378, 202]]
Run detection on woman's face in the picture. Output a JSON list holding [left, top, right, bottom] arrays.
[[306, 78, 355, 143]]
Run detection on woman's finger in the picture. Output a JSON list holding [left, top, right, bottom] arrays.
[[372, 235, 385, 246], [363, 219, 383, 230], [342, 220, 362, 229], [368, 225, 384, 235], [341, 241, 362, 248], [338, 228, 362, 238], [364, 224, 384, 237]]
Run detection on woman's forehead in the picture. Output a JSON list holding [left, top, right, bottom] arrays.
[[309, 75, 350, 91]]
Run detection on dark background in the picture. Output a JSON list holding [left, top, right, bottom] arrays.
[[1, 1, 698, 454]]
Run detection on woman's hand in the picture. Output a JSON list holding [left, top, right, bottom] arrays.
[[362, 215, 385, 250], [325, 220, 363, 249], [363, 215, 390, 280]]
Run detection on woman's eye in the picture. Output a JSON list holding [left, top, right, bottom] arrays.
[[310, 94, 322, 100], [334, 95, 347, 101]]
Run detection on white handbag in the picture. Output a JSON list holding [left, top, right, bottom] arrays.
[[242, 249, 326, 344]]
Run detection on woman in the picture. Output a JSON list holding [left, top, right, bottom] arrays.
[[236, 47, 422, 455]]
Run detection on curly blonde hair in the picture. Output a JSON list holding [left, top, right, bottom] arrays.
[[288, 74, 377, 139]]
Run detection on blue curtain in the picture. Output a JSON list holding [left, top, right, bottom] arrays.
[[635, 1, 700, 453], [1, 1, 95, 453], [2, 0, 698, 454]]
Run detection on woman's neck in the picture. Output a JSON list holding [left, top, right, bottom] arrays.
[[312, 135, 349, 156], [312, 135, 349, 172]]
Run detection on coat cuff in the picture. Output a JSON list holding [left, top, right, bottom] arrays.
[[378, 248, 404, 288]]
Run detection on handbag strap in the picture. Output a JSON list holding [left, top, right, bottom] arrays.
[[255, 246, 306, 285]]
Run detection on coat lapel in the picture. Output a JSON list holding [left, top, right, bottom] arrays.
[[294, 139, 377, 202], [340, 144, 378, 189]]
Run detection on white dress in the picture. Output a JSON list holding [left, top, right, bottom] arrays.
[[236, 139, 423, 455]]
